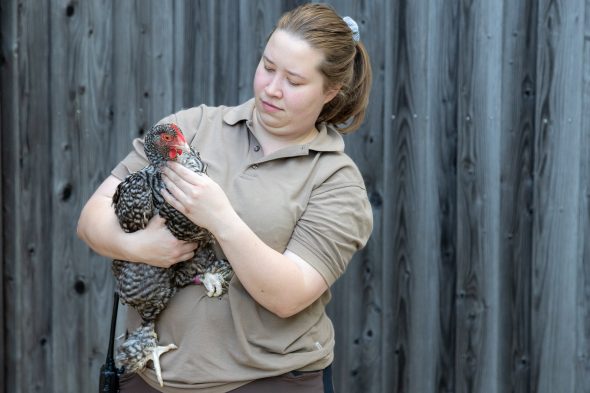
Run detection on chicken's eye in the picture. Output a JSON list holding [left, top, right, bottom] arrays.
[[161, 134, 173, 142]]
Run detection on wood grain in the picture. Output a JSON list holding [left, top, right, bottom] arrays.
[[2, 1, 590, 392], [533, 0, 585, 392], [578, 5, 590, 393], [385, 1, 452, 392], [3, 1, 53, 391], [427, 1, 461, 392], [456, 1, 504, 392], [49, 0, 116, 390], [0, 0, 17, 390], [499, 1, 538, 392]]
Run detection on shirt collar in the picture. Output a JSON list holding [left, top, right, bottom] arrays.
[[222, 98, 255, 126], [223, 98, 345, 153]]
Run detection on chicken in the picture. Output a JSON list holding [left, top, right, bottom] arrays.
[[111, 123, 233, 386]]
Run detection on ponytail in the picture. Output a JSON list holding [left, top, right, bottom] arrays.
[[319, 41, 372, 133]]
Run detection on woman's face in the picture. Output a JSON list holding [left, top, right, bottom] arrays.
[[253, 30, 338, 144]]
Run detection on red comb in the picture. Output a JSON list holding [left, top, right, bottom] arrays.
[[170, 123, 186, 143]]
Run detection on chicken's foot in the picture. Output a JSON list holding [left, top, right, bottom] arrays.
[[152, 343, 178, 387]]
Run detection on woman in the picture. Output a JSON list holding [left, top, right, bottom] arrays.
[[78, 3, 373, 392]]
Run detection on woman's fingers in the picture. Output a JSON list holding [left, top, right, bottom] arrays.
[[162, 171, 192, 198], [162, 166, 205, 204], [161, 162, 232, 233], [132, 214, 199, 267], [167, 241, 197, 264], [165, 162, 204, 187], [147, 213, 167, 227], [161, 178, 184, 207]]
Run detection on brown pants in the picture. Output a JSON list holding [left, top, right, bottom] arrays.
[[119, 366, 333, 393]]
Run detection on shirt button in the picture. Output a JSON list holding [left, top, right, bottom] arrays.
[[251, 164, 258, 169], [254, 145, 260, 152]]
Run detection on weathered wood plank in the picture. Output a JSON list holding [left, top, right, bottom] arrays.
[[577, 5, 590, 393], [49, 0, 116, 390], [533, 0, 585, 392], [174, 0, 240, 108], [174, 0, 217, 107], [0, 0, 17, 390], [113, 0, 174, 146], [425, 2, 461, 393], [455, 1, 504, 392], [111, 0, 175, 160], [147, 1, 175, 120], [381, 1, 455, 392], [388, 1, 423, 390], [2, 0, 53, 391], [376, 2, 398, 391], [499, 1, 538, 392], [111, 0, 142, 162], [211, 0, 240, 106]]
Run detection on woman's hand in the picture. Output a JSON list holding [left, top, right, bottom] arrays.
[[128, 214, 199, 268], [77, 174, 198, 267], [161, 162, 236, 235]]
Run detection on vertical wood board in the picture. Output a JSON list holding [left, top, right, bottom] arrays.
[[533, 0, 585, 391], [455, 1, 504, 392]]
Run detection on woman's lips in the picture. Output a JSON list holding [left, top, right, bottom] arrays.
[[261, 99, 282, 112]]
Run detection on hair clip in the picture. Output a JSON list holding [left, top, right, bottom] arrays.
[[343, 16, 360, 42]]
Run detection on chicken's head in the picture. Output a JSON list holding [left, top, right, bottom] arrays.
[[144, 123, 190, 166]]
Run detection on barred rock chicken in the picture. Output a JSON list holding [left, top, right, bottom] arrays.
[[111, 123, 233, 386]]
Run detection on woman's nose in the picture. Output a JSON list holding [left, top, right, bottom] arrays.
[[265, 76, 283, 98]]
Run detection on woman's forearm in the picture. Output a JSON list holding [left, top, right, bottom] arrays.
[[160, 163, 328, 317], [211, 210, 328, 318], [77, 175, 197, 267], [77, 176, 137, 261]]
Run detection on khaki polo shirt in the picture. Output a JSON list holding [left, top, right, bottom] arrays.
[[111, 99, 373, 392]]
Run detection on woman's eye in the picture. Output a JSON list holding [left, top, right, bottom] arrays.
[[288, 80, 301, 86]]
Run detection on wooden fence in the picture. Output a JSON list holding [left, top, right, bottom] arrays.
[[1, 0, 589, 392]]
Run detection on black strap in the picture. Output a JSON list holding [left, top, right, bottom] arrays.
[[99, 292, 121, 393], [107, 292, 119, 359]]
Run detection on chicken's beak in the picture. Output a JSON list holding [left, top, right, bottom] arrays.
[[168, 142, 191, 160], [177, 142, 191, 153], [172, 142, 191, 153]]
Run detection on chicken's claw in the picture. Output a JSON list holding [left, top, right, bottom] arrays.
[[152, 343, 178, 387], [201, 272, 223, 297]]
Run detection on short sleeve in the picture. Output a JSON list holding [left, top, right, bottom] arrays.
[[287, 179, 373, 286], [110, 138, 149, 180]]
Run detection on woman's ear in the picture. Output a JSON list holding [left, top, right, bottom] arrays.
[[323, 85, 342, 104]]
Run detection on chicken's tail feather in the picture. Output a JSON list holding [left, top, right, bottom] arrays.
[[115, 321, 158, 374]]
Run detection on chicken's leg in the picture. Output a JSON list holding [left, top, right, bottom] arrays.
[[152, 343, 178, 386], [116, 321, 177, 386], [194, 259, 234, 297]]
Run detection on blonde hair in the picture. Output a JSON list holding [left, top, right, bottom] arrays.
[[273, 3, 372, 134]]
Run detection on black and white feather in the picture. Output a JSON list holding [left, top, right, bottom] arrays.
[[111, 123, 233, 386]]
